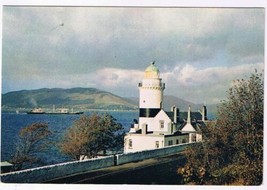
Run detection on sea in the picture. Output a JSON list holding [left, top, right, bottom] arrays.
[[1, 111, 139, 168]]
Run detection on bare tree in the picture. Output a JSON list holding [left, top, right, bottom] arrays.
[[10, 123, 52, 171]]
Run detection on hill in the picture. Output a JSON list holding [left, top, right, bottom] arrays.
[[127, 95, 205, 112], [164, 95, 218, 119], [2, 88, 138, 111], [126, 95, 217, 119], [2, 88, 218, 118], [163, 95, 200, 111]]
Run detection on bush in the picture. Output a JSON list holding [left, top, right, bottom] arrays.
[[59, 113, 124, 160], [177, 71, 263, 185]]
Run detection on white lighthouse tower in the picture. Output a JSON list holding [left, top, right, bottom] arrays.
[[124, 61, 207, 153], [138, 61, 165, 131]]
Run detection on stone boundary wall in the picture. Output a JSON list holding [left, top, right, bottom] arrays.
[[1, 143, 195, 183], [116, 143, 192, 165], [1, 155, 115, 183]]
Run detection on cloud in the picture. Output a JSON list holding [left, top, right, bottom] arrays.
[[2, 7, 264, 104], [89, 67, 143, 91], [3, 8, 264, 70], [161, 62, 264, 103]]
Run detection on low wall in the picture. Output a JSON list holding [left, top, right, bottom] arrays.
[[1, 143, 194, 183], [116, 143, 192, 165], [1, 155, 115, 183]]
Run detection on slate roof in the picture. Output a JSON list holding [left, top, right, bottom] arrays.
[[166, 111, 202, 123], [165, 130, 188, 137], [178, 121, 207, 133]]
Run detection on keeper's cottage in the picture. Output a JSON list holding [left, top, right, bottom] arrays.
[[124, 62, 208, 153]]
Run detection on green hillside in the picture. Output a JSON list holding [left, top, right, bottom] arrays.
[[2, 88, 217, 117], [2, 87, 138, 111]]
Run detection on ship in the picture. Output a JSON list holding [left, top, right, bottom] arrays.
[[27, 106, 84, 115], [48, 106, 84, 115], [27, 108, 45, 114]]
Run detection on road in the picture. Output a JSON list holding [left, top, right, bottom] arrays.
[[45, 153, 186, 185]]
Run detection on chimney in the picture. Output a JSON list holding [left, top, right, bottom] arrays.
[[171, 105, 179, 123], [142, 124, 147, 135], [202, 105, 207, 121], [177, 108, 180, 123], [187, 106, 191, 124], [171, 105, 178, 123]]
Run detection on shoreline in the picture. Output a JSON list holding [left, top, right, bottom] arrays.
[[1, 108, 139, 114]]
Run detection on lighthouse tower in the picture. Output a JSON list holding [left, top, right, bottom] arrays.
[[138, 62, 165, 131]]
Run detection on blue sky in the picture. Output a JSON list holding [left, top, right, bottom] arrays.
[[2, 6, 264, 104]]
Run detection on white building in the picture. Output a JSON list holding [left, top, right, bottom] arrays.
[[124, 62, 208, 153]]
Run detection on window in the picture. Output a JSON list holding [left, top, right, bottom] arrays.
[[176, 139, 179, 144], [182, 139, 187, 143], [155, 141, 159, 148], [191, 134, 197, 142], [168, 140, 173, 146], [129, 139, 133, 149], [160, 120, 164, 129]]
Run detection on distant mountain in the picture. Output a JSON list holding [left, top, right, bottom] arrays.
[[2, 88, 218, 118], [163, 95, 200, 111], [2, 88, 138, 111], [163, 95, 218, 119], [127, 95, 203, 111], [128, 95, 218, 119]]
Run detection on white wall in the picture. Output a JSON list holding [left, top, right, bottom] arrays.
[[150, 110, 172, 134], [139, 110, 172, 133], [188, 133, 202, 143], [118, 143, 193, 165], [124, 134, 165, 153], [164, 135, 189, 146], [139, 117, 154, 131], [197, 133, 202, 142]]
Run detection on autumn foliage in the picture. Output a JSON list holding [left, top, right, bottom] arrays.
[[10, 123, 52, 170], [59, 113, 124, 160], [177, 71, 263, 185]]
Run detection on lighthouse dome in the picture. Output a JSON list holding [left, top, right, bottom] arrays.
[[144, 62, 160, 78]]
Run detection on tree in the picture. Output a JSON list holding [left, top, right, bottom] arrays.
[[177, 70, 263, 185], [59, 113, 124, 160], [10, 123, 52, 171]]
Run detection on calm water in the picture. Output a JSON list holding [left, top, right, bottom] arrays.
[[1, 111, 138, 167]]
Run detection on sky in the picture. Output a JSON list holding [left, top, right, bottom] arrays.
[[2, 6, 265, 104]]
